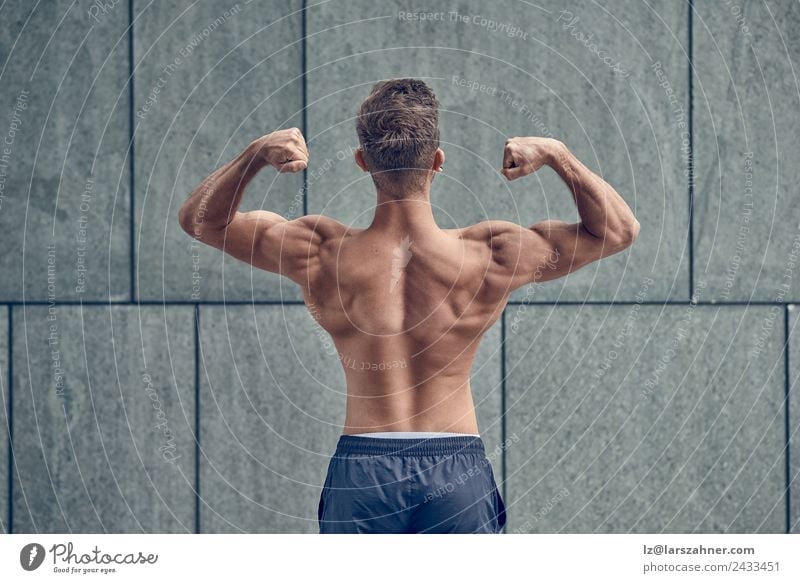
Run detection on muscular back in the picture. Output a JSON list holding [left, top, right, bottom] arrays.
[[303, 223, 508, 434]]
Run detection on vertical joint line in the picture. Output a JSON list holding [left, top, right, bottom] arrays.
[[784, 306, 791, 533], [194, 305, 201, 534], [687, 0, 695, 299], [128, 0, 136, 301], [6, 306, 12, 533], [500, 309, 507, 533], [301, 0, 308, 217]]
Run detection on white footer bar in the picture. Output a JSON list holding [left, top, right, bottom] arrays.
[[1, 533, 798, 582]]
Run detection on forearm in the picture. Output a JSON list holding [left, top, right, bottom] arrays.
[[549, 143, 639, 243], [179, 141, 266, 237]]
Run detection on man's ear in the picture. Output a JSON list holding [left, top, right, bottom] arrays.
[[354, 148, 369, 172], [433, 148, 445, 172]]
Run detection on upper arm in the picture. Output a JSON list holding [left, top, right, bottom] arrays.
[[191, 211, 338, 288], [470, 219, 633, 293]]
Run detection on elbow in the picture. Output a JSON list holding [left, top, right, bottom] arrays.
[[178, 204, 199, 238], [625, 218, 641, 245], [608, 218, 640, 252], [179, 202, 227, 246]]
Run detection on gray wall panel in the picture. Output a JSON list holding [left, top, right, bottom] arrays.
[[134, 0, 304, 301], [0, 1, 131, 301], [12, 306, 195, 533], [199, 305, 346, 533], [506, 305, 785, 532], [694, 0, 800, 301]]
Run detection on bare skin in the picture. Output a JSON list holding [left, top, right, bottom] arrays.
[[179, 128, 639, 435]]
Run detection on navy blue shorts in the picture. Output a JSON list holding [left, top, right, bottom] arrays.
[[318, 435, 506, 533]]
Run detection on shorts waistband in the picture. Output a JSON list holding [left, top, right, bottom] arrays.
[[334, 434, 486, 457]]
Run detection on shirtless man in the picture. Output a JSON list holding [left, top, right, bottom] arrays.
[[179, 78, 639, 534]]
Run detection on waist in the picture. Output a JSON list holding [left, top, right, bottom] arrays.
[[342, 383, 480, 436], [333, 433, 486, 457]]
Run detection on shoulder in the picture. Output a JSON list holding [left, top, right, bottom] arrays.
[[447, 220, 555, 275], [445, 220, 528, 246], [292, 214, 353, 240]]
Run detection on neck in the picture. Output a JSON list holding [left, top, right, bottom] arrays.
[[368, 190, 439, 233]]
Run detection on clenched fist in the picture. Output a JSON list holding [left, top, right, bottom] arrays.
[[501, 136, 564, 181], [253, 127, 309, 173]]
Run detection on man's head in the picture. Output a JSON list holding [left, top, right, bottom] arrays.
[[355, 78, 444, 196]]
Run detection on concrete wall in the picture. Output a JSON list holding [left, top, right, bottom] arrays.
[[0, 0, 797, 532]]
